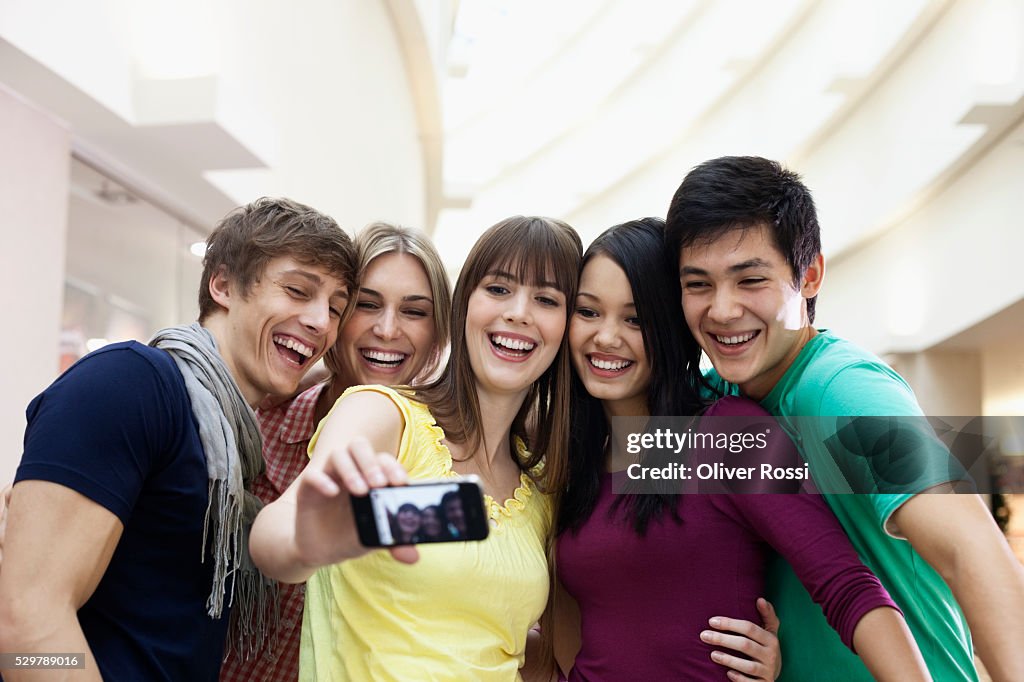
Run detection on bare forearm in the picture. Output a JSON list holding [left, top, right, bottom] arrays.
[[852, 607, 931, 681], [944, 545, 1024, 681], [252, 398, 417, 580], [0, 482, 120, 681], [895, 494, 1024, 681], [249, 498, 317, 584], [0, 604, 101, 681]]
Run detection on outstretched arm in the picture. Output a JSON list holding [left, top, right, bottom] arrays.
[[249, 390, 417, 583], [891, 491, 1024, 682]]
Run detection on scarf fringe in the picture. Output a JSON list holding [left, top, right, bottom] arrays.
[[203, 478, 282, 661], [152, 323, 280, 661]]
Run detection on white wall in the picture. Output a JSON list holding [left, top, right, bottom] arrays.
[[1, 0, 430, 232], [0, 0, 434, 484], [207, 0, 429, 231], [558, 0, 1024, 370], [820, 126, 1024, 355], [0, 0, 136, 120], [0, 86, 70, 485]]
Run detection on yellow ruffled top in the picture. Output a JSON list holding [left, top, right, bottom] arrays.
[[300, 385, 552, 682]]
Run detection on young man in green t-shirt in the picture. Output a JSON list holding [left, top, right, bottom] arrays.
[[665, 155, 1024, 681]]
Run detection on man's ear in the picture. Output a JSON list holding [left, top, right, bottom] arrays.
[[208, 265, 235, 310], [801, 253, 825, 299]]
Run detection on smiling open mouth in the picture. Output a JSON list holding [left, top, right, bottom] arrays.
[[361, 349, 408, 369], [273, 335, 314, 366], [490, 333, 536, 358], [588, 356, 633, 372], [712, 331, 759, 347]]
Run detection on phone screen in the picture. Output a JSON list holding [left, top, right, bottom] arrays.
[[366, 481, 477, 546]]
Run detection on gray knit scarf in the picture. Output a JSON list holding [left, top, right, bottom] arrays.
[[149, 322, 278, 659]]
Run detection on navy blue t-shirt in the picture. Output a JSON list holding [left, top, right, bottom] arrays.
[[15, 341, 229, 681]]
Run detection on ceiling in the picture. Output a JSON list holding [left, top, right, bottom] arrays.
[[431, 0, 1024, 266], [3, 0, 1023, 352]]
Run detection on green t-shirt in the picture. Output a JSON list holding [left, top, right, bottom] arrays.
[[708, 330, 977, 681]]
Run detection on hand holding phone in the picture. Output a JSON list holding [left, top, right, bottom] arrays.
[[290, 436, 419, 569], [351, 477, 490, 547]]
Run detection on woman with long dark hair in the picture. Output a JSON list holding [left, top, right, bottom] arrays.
[[554, 218, 930, 681]]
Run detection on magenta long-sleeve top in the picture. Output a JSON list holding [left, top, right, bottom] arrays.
[[556, 396, 900, 680]]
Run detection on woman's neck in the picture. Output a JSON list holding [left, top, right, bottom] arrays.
[[602, 395, 650, 472], [601, 394, 650, 420], [447, 385, 526, 474]]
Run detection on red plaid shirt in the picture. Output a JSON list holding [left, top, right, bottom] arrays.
[[220, 383, 328, 682]]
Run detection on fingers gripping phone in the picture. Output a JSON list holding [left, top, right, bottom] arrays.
[[351, 477, 490, 547]]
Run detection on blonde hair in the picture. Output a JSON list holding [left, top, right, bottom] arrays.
[[324, 222, 451, 383]]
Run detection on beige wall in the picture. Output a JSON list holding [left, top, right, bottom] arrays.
[[982, 345, 1024, 417], [982, 346, 1024, 570], [0, 86, 70, 485], [887, 350, 983, 416]]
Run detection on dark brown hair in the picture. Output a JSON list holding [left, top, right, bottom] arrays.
[[198, 197, 357, 321], [413, 216, 582, 494]]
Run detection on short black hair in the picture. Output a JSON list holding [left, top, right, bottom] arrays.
[[665, 156, 822, 322]]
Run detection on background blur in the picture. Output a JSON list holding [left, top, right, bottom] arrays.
[[2, 1, 1023, 568]]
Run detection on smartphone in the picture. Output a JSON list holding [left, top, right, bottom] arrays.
[[351, 476, 490, 547]]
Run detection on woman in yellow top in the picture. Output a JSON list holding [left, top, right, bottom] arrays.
[[251, 216, 583, 681], [221, 220, 452, 681]]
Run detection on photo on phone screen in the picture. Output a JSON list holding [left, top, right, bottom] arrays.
[[352, 478, 489, 547]]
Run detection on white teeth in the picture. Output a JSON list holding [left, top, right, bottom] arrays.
[[362, 350, 406, 364], [491, 334, 536, 352], [590, 357, 632, 371], [273, 335, 313, 358], [714, 332, 755, 346]]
